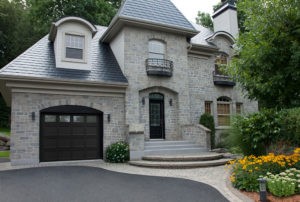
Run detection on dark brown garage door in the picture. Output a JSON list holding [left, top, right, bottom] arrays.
[[40, 105, 103, 162]]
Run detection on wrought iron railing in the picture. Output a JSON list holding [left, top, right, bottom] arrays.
[[213, 71, 236, 86], [146, 58, 173, 77]]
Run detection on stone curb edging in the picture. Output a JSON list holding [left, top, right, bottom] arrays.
[[225, 168, 254, 202]]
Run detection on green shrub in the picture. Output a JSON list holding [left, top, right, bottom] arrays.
[[105, 141, 129, 163], [199, 113, 215, 149], [280, 107, 300, 146], [0, 94, 10, 128], [229, 109, 281, 156], [266, 168, 300, 197]]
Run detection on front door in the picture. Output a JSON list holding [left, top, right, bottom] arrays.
[[149, 93, 165, 139]]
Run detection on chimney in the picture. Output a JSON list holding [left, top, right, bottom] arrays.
[[212, 0, 238, 38]]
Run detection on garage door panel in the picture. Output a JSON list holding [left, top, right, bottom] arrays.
[[40, 111, 103, 162]]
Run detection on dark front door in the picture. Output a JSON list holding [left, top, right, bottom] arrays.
[[149, 93, 165, 139]]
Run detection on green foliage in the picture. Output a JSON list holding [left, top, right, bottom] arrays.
[[266, 168, 300, 197], [229, 0, 300, 108], [199, 113, 215, 149], [105, 141, 129, 163], [195, 11, 213, 30], [0, 94, 10, 128], [280, 108, 300, 146], [230, 110, 281, 156], [26, 0, 120, 37], [227, 107, 300, 156], [0, 0, 36, 68]]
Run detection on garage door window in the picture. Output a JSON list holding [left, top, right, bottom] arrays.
[[45, 115, 57, 122], [59, 115, 71, 122], [86, 115, 97, 123], [73, 115, 85, 123]]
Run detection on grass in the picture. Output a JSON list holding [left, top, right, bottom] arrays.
[[0, 150, 9, 158]]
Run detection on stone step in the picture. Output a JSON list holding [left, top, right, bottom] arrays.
[[129, 158, 231, 169], [145, 144, 202, 150], [142, 153, 224, 162], [145, 140, 194, 147], [144, 147, 208, 156]]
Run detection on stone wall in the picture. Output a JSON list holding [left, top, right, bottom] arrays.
[[10, 92, 126, 165], [181, 124, 211, 149]]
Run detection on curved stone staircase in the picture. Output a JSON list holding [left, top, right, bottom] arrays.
[[129, 140, 232, 168]]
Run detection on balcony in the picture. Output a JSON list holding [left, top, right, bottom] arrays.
[[213, 71, 236, 87], [146, 58, 173, 77]]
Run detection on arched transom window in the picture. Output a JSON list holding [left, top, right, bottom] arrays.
[[148, 40, 166, 59]]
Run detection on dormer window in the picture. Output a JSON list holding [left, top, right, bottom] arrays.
[[65, 34, 85, 61]]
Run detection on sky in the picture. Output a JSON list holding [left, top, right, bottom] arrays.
[[171, 0, 221, 23]]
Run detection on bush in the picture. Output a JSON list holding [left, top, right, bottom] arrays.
[[105, 141, 129, 163], [228, 148, 300, 192], [199, 113, 215, 149], [266, 168, 300, 197], [229, 109, 281, 156], [280, 107, 300, 146]]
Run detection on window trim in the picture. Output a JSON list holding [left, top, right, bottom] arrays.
[[62, 32, 87, 63]]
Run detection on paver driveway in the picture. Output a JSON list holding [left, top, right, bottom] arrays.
[[0, 166, 229, 202]]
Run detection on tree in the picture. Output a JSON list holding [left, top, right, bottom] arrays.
[[229, 0, 300, 108], [0, 0, 34, 68], [26, 0, 120, 38], [195, 11, 213, 30]]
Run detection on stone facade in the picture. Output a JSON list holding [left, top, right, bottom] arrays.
[[10, 92, 126, 165]]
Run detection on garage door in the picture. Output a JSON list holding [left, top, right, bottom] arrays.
[[40, 105, 103, 162]]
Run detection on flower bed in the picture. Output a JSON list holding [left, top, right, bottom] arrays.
[[228, 148, 300, 194]]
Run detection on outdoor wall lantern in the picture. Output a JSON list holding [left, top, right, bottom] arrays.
[[257, 178, 267, 202], [142, 97, 145, 105], [169, 99, 173, 106], [107, 114, 111, 123], [31, 112, 35, 121]]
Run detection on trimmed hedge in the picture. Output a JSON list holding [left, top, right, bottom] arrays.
[[199, 113, 215, 149]]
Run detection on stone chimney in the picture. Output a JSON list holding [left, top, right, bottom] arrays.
[[212, 0, 238, 38]]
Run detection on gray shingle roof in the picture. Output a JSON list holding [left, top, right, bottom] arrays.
[[119, 0, 196, 31], [190, 23, 216, 47], [0, 26, 128, 84]]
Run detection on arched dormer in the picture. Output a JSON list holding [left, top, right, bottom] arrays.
[[48, 16, 97, 71], [206, 31, 235, 44]]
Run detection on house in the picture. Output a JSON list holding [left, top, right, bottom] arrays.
[[0, 0, 257, 165]]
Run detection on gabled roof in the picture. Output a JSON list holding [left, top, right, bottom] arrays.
[[0, 26, 128, 85], [190, 23, 216, 48], [101, 0, 198, 42]]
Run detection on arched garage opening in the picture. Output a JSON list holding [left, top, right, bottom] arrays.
[[40, 105, 103, 162]]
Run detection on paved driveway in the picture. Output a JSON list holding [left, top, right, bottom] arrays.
[[0, 166, 229, 202]]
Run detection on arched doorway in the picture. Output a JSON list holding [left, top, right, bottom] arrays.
[[40, 105, 103, 162], [149, 93, 165, 139]]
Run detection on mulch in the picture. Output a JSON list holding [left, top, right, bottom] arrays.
[[241, 191, 300, 202]]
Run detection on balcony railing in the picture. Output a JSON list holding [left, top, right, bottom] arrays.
[[213, 71, 236, 87], [146, 58, 173, 77]]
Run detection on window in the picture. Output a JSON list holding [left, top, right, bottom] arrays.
[[148, 40, 165, 59], [73, 116, 85, 123], [217, 97, 231, 126], [45, 115, 56, 122], [204, 101, 212, 115], [65, 34, 85, 60], [59, 115, 71, 123], [215, 53, 228, 75], [236, 103, 243, 114]]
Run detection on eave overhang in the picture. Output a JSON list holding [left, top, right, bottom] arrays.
[[0, 75, 128, 106], [100, 16, 199, 43]]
